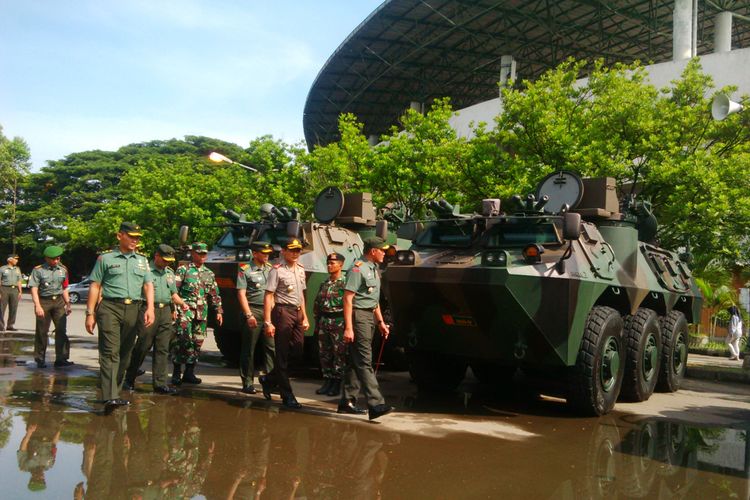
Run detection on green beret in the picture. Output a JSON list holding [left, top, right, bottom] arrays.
[[43, 246, 64, 258]]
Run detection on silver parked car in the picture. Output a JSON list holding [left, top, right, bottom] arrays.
[[67, 278, 92, 304]]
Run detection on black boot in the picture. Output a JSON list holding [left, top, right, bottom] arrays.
[[315, 378, 333, 395], [326, 379, 341, 397], [171, 364, 182, 386], [182, 364, 202, 384]]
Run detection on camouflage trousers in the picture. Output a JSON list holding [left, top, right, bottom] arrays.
[[317, 315, 346, 379], [170, 308, 206, 364]]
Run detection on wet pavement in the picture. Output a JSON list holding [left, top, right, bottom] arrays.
[[1, 299, 749, 498]]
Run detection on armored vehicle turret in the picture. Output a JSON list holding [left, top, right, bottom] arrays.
[[386, 171, 702, 416]]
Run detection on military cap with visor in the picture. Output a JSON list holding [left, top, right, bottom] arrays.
[[119, 221, 143, 237], [7, 254, 18, 260], [156, 243, 176, 262], [192, 242, 209, 253], [285, 238, 303, 250], [327, 252, 345, 262], [43, 245, 64, 258], [251, 241, 273, 254], [363, 236, 389, 251]]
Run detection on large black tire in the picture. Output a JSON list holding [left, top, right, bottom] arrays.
[[656, 311, 688, 393], [567, 306, 625, 416], [620, 308, 662, 402], [214, 327, 241, 366], [408, 350, 467, 393]]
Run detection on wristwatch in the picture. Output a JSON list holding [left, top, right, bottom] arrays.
[[85, 309, 94, 316], [245, 313, 254, 319]]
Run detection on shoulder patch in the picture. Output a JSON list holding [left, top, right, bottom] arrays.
[[239, 264, 249, 270]]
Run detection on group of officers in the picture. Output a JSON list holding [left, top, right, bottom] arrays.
[[0, 221, 395, 420]]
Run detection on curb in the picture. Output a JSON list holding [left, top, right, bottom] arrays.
[[687, 366, 750, 384]]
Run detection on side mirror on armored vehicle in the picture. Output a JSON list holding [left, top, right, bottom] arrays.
[[179, 225, 190, 246], [562, 212, 582, 240], [375, 220, 388, 240]]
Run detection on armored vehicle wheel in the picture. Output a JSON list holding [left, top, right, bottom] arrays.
[[408, 351, 467, 392], [214, 327, 241, 366], [656, 311, 688, 393], [620, 308, 662, 402], [567, 306, 625, 416]]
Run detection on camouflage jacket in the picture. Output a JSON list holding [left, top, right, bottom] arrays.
[[175, 263, 223, 320], [314, 276, 346, 316]]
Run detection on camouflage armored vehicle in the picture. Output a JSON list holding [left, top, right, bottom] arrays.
[[386, 172, 702, 416], [180, 187, 387, 364]]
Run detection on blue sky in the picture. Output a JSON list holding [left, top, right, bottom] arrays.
[[0, 1, 383, 169]]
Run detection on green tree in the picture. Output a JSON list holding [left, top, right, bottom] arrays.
[[0, 125, 31, 254]]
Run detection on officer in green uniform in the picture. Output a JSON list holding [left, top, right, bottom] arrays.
[[236, 240, 275, 394], [0, 254, 23, 332], [85, 222, 154, 412], [29, 246, 73, 368], [313, 252, 349, 399], [339, 236, 395, 420], [124, 244, 186, 394]]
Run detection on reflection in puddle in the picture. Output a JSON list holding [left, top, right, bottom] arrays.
[[0, 370, 745, 498]]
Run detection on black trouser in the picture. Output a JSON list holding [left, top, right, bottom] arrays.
[[126, 304, 174, 387], [267, 304, 304, 398], [34, 296, 69, 362], [0, 286, 20, 330], [240, 304, 275, 388]]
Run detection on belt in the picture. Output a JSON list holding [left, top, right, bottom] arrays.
[[320, 311, 343, 318], [276, 303, 301, 310], [103, 297, 142, 305], [40, 295, 61, 300], [156, 302, 170, 309], [2, 285, 17, 288]]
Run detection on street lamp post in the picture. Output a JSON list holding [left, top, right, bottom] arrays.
[[208, 152, 258, 173]]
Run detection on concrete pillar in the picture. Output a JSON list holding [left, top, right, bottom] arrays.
[[409, 101, 424, 114], [499, 55, 517, 86], [673, 0, 693, 60], [715, 11, 733, 53], [367, 134, 379, 146]]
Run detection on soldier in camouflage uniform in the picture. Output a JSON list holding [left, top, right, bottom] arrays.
[[171, 242, 223, 385], [313, 252, 347, 397]]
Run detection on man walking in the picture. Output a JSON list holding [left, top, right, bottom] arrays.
[[29, 246, 73, 368], [261, 238, 309, 409], [339, 236, 394, 420], [85, 222, 154, 412], [236, 241, 275, 394], [124, 244, 186, 394], [313, 252, 349, 399], [170, 242, 223, 385], [0, 254, 23, 332]]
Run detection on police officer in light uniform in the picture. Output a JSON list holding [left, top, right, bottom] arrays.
[[29, 246, 73, 369], [339, 236, 395, 420], [85, 222, 154, 412], [124, 244, 186, 394], [261, 238, 309, 409], [0, 254, 22, 332], [237, 240, 275, 394]]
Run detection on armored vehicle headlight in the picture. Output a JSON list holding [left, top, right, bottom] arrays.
[[522, 244, 544, 263], [482, 251, 508, 267], [395, 250, 415, 265]]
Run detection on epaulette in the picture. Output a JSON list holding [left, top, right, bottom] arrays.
[[354, 261, 363, 267], [239, 263, 249, 271], [34, 264, 42, 269]]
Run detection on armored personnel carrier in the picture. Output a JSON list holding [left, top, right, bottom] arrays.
[[181, 187, 387, 364], [386, 172, 702, 415]]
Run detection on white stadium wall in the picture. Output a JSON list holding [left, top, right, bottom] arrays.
[[448, 47, 750, 138]]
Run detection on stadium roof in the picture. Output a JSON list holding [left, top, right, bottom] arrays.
[[303, 0, 750, 149]]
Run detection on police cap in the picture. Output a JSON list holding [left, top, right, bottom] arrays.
[[119, 221, 143, 237], [156, 243, 176, 262], [284, 239, 303, 250], [251, 241, 273, 254]]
